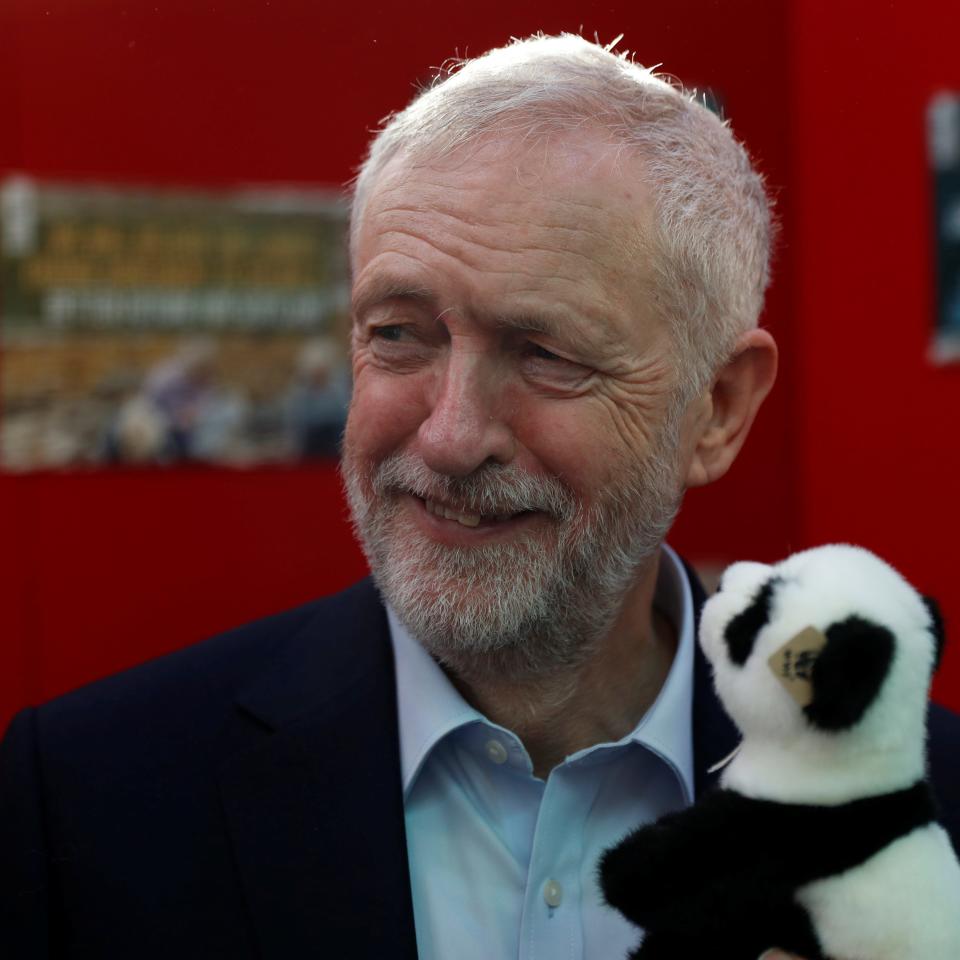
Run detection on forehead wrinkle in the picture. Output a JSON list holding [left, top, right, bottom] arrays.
[[372, 195, 634, 252], [356, 231, 606, 307], [369, 131, 653, 237], [373, 222, 616, 281]]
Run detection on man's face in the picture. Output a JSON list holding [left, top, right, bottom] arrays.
[[342, 132, 703, 676]]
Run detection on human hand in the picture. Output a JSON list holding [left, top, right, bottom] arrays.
[[758, 951, 807, 960]]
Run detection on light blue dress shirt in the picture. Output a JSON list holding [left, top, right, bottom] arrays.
[[388, 544, 696, 960]]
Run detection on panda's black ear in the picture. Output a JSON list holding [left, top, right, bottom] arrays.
[[922, 596, 946, 673], [804, 616, 895, 732]]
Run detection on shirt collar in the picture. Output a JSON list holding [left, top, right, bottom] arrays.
[[388, 542, 696, 802], [387, 604, 484, 796]]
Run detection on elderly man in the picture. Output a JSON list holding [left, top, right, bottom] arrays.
[[2, 34, 958, 960]]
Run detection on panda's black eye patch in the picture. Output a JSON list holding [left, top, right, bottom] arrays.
[[804, 616, 895, 731], [724, 576, 782, 666]]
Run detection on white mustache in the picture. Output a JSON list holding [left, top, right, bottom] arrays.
[[370, 452, 577, 521]]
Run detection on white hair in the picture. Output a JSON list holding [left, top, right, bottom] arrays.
[[350, 33, 775, 399]]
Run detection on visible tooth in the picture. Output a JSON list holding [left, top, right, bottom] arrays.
[[428, 500, 482, 527]]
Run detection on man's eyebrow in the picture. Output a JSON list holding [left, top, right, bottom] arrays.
[[352, 278, 434, 317], [491, 311, 565, 338]]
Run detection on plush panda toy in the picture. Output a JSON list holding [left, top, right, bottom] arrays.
[[600, 544, 960, 960]]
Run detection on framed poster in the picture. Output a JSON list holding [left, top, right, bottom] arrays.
[[929, 93, 960, 364], [0, 177, 351, 470]]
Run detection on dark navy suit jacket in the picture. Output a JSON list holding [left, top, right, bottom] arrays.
[[3, 574, 959, 959]]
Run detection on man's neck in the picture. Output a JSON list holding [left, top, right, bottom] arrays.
[[446, 553, 678, 779]]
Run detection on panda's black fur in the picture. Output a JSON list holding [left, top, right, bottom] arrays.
[[601, 782, 937, 960], [599, 545, 960, 960]]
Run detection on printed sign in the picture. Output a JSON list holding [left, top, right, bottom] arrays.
[[929, 93, 960, 364], [0, 177, 352, 470]]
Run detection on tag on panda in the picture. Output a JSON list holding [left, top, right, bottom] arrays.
[[768, 626, 828, 706], [707, 743, 742, 774]]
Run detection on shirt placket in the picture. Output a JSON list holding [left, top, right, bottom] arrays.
[[518, 764, 597, 960]]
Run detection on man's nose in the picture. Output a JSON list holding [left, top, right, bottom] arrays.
[[416, 352, 515, 477]]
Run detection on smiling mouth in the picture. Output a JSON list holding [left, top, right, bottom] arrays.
[[421, 497, 532, 529]]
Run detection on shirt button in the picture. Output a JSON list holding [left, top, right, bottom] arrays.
[[485, 739, 508, 764], [543, 879, 563, 908]]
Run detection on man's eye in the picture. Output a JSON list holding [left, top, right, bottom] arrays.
[[366, 323, 430, 369], [522, 342, 592, 389], [528, 343, 563, 361], [371, 324, 406, 342]]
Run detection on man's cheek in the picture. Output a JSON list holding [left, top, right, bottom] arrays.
[[346, 387, 421, 465], [510, 412, 612, 497]]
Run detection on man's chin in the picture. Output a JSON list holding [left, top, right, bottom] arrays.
[[380, 577, 588, 681], [371, 542, 555, 617], [366, 534, 601, 678]]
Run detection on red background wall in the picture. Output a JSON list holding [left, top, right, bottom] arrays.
[[788, 0, 960, 708], [1, 0, 956, 731]]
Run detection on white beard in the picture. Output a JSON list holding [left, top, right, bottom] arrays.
[[341, 418, 683, 680]]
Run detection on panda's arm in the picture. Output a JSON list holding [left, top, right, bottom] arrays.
[[599, 790, 759, 921]]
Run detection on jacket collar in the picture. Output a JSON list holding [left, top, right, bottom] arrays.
[[216, 579, 418, 960], [684, 558, 741, 796]]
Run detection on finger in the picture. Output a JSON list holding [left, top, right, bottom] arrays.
[[758, 951, 806, 960]]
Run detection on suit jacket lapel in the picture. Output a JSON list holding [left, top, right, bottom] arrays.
[[216, 580, 418, 960], [682, 558, 741, 798]]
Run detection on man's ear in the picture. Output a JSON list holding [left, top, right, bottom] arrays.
[[684, 328, 778, 489]]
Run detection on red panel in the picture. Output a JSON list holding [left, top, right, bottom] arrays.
[[0, 477, 38, 734], [1, 0, 795, 727], [790, 0, 960, 709], [0, 465, 369, 732]]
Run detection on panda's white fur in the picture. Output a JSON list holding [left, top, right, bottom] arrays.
[[700, 543, 960, 960], [796, 823, 960, 960]]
